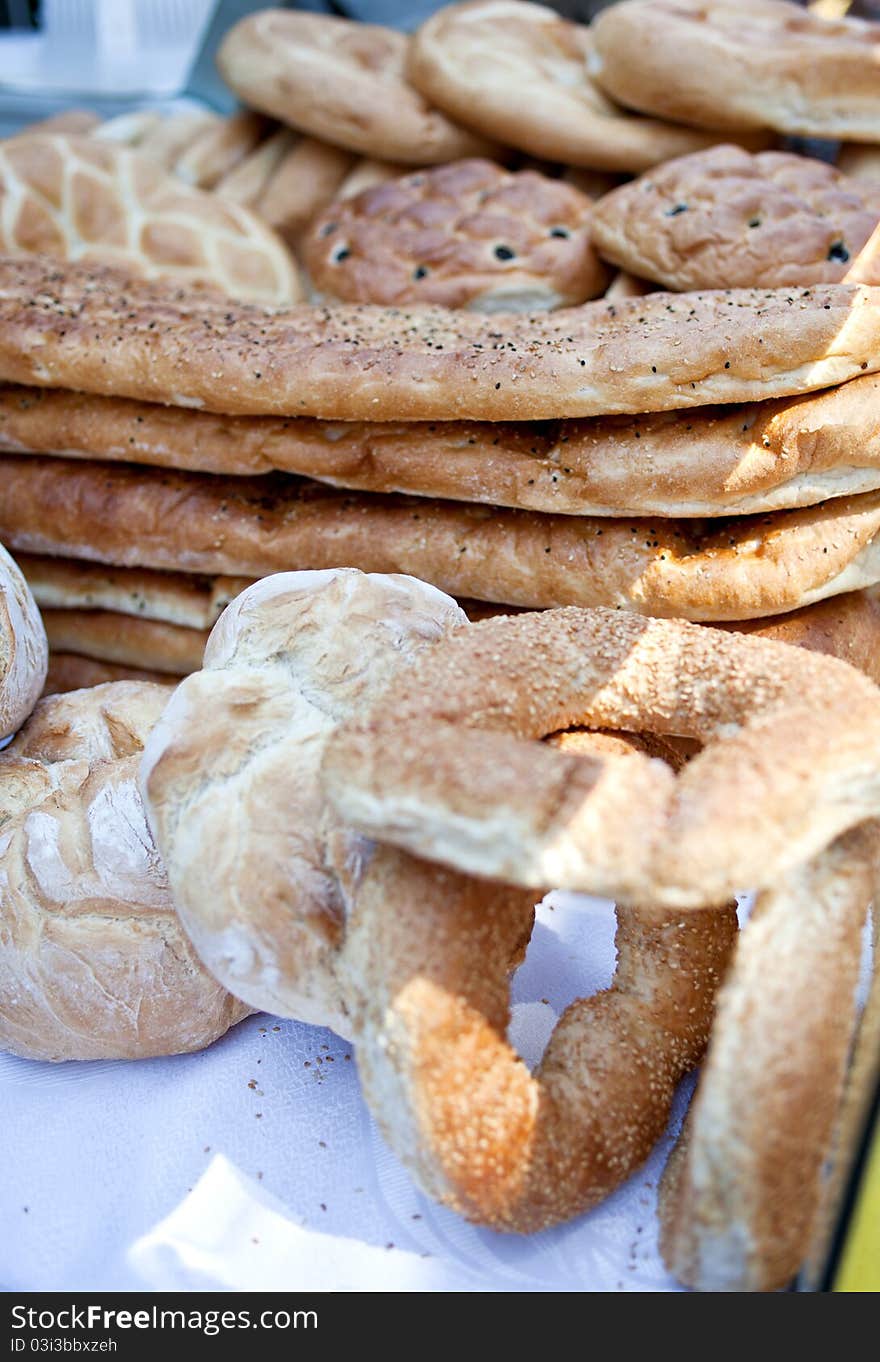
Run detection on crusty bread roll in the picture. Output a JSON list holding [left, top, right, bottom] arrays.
[[254, 136, 354, 243], [140, 570, 467, 1032], [0, 134, 300, 305], [217, 10, 497, 165], [0, 682, 250, 1061], [4, 455, 880, 622], [591, 147, 880, 290], [304, 159, 608, 310], [592, 0, 880, 139], [0, 541, 47, 740], [2, 257, 880, 422]]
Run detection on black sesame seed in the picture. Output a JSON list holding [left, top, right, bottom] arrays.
[[413, 266, 428, 280], [494, 245, 515, 261], [549, 227, 570, 239], [664, 203, 688, 216], [828, 241, 850, 263]]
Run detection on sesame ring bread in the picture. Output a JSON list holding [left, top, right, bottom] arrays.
[[140, 569, 737, 1229], [4, 258, 880, 422], [7, 456, 880, 622], [592, 0, 880, 140], [139, 571, 468, 1033], [346, 766, 737, 1233], [0, 541, 47, 740], [591, 147, 880, 291], [10, 373, 880, 519], [0, 682, 249, 1061], [659, 826, 876, 1291], [304, 159, 608, 311], [216, 10, 496, 166], [322, 608, 880, 907], [407, 1, 754, 173], [0, 134, 300, 305]]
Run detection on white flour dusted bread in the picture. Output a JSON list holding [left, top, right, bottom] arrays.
[[0, 133, 300, 305], [0, 541, 47, 740], [0, 682, 249, 1061], [140, 570, 467, 1033]]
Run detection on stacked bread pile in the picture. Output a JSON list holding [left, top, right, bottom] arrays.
[[1, 0, 880, 1295]]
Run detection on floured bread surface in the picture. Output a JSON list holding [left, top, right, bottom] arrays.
[[3, 257, 880, 420], [217, 10, 495, 165], [0, 541, 47, 739], [408, 1, 749, 172], [592, 0, 880, 139], [0, 682, 249, 1061], [592, 147, 880, 291], [8, 374, 880, 518], [0, 133, 301, 304], [304, 159, 607, 311], [5, 456, 880, 621], [140, 570, 466, 1031]]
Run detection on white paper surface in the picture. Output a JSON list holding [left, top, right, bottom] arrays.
[[1, 892, 691, 1292]]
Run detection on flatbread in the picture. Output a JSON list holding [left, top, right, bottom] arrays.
[[4, 455, 880, 621], [2, 256, 879, 421]]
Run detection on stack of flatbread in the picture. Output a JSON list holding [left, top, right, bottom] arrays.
[[4, 0, 880, 691]]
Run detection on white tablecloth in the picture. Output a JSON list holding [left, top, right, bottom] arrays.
[[1, 892, 698, 1292]]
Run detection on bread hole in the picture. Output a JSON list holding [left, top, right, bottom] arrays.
[[549, 227, 570, 239], [412, 266, 429, 281], [331, 244, 351, 264], [827, 240, 850, 263], [494, 245, 516, 261]]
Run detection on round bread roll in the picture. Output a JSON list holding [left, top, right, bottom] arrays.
[[304, 159, 608, 311], [216, 10, 496, 165], [0, 682, 249, 1061], [592, 0, 880, 140], [591, 146, 880, 291], [140, 570, 467, 1035], [0, 133, 300, 305], [407, 0, 752, 173], [0, 541, 47, 740]]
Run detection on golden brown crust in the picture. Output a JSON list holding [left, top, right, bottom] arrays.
[[659, 828, 874, 1290], [322, 608, 880, 907], [7, 456, 880, 620], [592, 146, 880, 290], [9, 373, 880, 517], [42, 609, 209, 675], [837, 142, 880, 184], [347, 837, 736, 1232], [43, 653, 178, 696], [408, 1, 753, 172], [137, 111, 221, 170], [0, 135, 301, 305], [0, 682, 249, 1061], [214, 127, 296, 207], [592, 0, 880, 139], [0, 540, 48, 739], [305, 159, 607, 310], [2, 257, 880, 421], [217, 10, 496, 165], [722, 587, 880, 684]]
